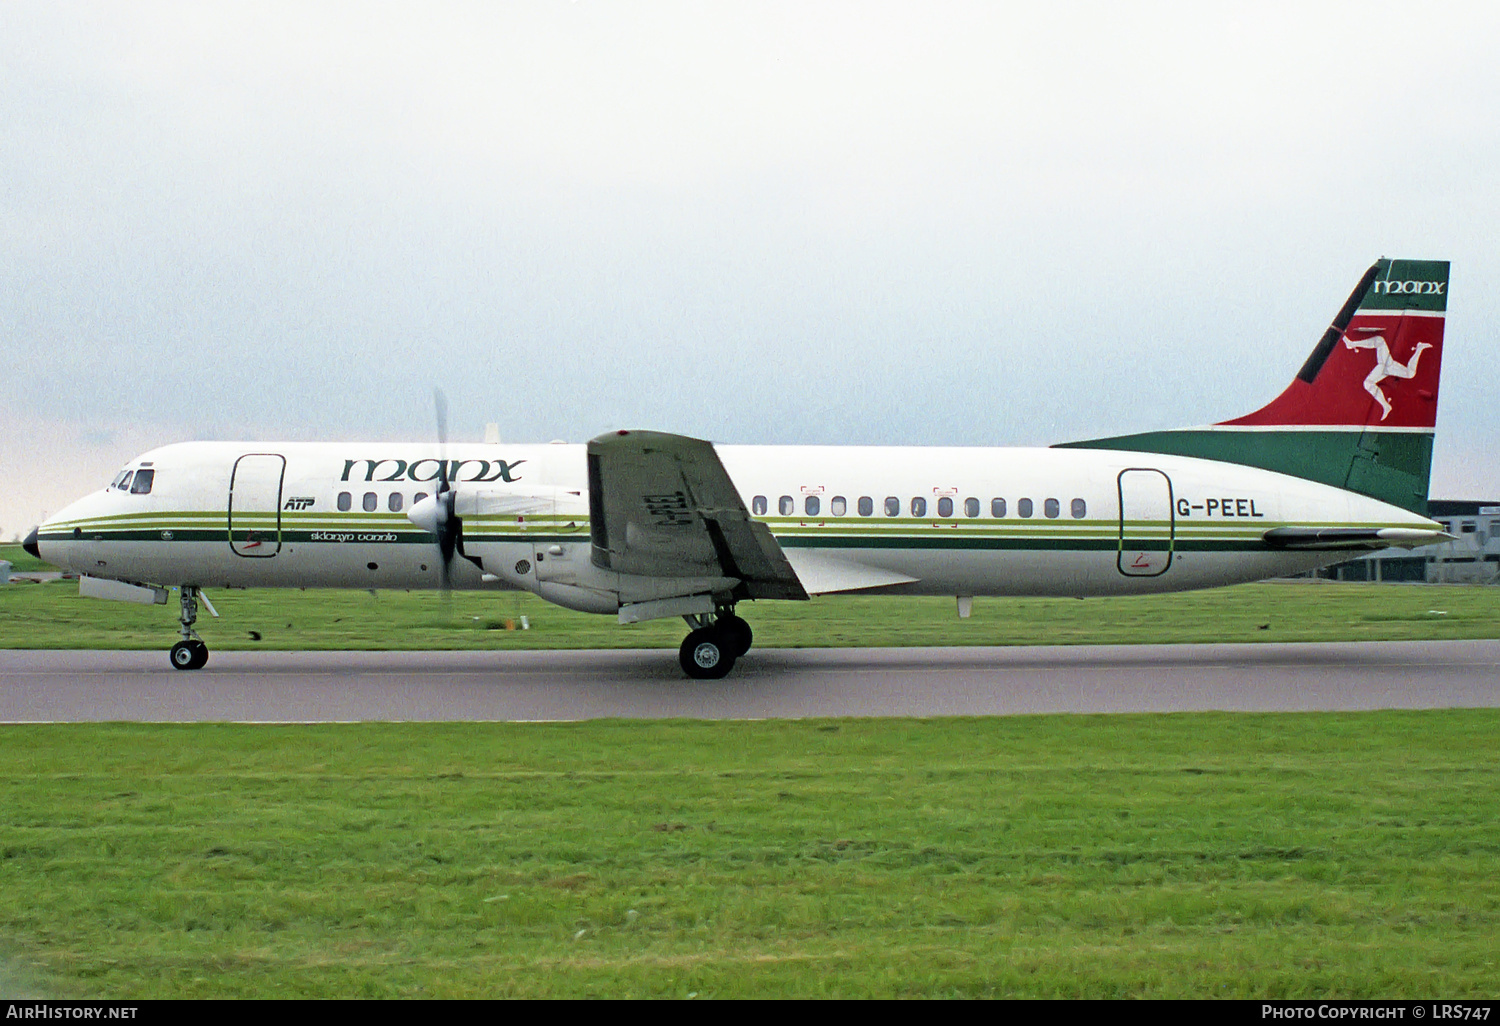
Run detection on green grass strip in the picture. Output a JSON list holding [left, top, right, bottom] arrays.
[[3, 578, 1498, 650], [0, 714, 1496, 998]]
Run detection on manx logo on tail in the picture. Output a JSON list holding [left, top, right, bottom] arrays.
[[1358, 259, 1450, 311], [1372, 279, 1445, 296]]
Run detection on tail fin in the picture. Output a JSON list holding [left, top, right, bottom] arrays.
[[1056, 258, 1449, 513]]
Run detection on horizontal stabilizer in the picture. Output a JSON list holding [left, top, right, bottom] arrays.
[[1262, 526, 1451, 551]]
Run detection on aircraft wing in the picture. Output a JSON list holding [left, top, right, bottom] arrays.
[[586, 430, 809, 601]]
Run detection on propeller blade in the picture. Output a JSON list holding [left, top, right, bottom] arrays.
[[428, 388, 460, 610], [405, 491, 457, 610], [438, 488, 459, 565]]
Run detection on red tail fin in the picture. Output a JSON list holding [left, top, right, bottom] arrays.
[[1057, 259, 1450, 512], [1220, 258, 1447, 430]]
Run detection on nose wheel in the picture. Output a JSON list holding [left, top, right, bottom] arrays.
[[170, 639, 209, 671], [677, 609, 753, 679], [169, 585, 210, 671]]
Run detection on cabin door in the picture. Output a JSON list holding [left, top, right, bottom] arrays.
[[1117, 468, 1174, 577], [229, 453, 286, 557]]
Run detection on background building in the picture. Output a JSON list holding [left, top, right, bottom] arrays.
[[1313, 500, 1500, 584]]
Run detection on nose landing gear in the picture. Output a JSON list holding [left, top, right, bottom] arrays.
[[677, 607, 754, 680], [169, 586, 210, 671]]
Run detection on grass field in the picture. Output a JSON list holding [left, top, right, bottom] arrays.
[[1, 714, 1497, 998], [3, 576, 1500, 651]]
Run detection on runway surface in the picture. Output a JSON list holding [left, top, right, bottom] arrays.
[[2, 640, 1498, 721]]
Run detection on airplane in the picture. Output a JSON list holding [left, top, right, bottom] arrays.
[[25, 257, 1453, 679]]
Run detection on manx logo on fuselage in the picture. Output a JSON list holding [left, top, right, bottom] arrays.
[[340, 458, 526, 484]]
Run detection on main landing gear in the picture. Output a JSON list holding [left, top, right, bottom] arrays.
[[678, 608, 753, 680], [169, 585, 209, 671]]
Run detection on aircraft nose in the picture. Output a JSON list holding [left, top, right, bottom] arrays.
[[22, 526, 40, 560]]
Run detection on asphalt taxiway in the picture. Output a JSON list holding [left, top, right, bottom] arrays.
[[1, 640, 1497, 721]]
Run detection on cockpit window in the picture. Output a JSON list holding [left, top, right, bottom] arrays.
[[115, 470, 134, 491], [129, 469, 155, 495]]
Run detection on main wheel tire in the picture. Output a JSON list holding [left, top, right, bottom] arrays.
[[170, 641, 197, 671], [187, 640, 209, 670], [717, 615, 753, 657], [679, 628, 736, 680]]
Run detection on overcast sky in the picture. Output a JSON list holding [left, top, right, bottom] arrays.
[[4, 1, 1498, 537]]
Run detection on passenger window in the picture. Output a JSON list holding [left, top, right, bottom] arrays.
[[388, 493, 404, 513], [805, 495, 820, 517], [1018, 498, 1034, 518], [779, 495, 794, 515], [830, 496, 847, 516], [363, 492, 378, 512], [858, 496, 874, 517], [964, 497, 980, 518], [414, 492, 429, 504], [752, 495, 768, 516], [1044, 498, 1060, 518], [911, 497, 927, 517], [129, 469, 155, 495], [1071, 498, 1087, 518], [884, 496, 900, 517], [991, 498, 1006, 518], [338, 492, 352, 512], [117, 471, 134, 492], [937, 496, 953, 518]]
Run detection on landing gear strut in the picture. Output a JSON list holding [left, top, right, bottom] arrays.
[[169, 586, 209, 671], [677, 606, 753, 680]]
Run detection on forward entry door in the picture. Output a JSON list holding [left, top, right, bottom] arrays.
[[1117, 468, 1174, 577], [229, 453, 286, 557]]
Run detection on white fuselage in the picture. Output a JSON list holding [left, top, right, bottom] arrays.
[[36, 440, 1441, 618]]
